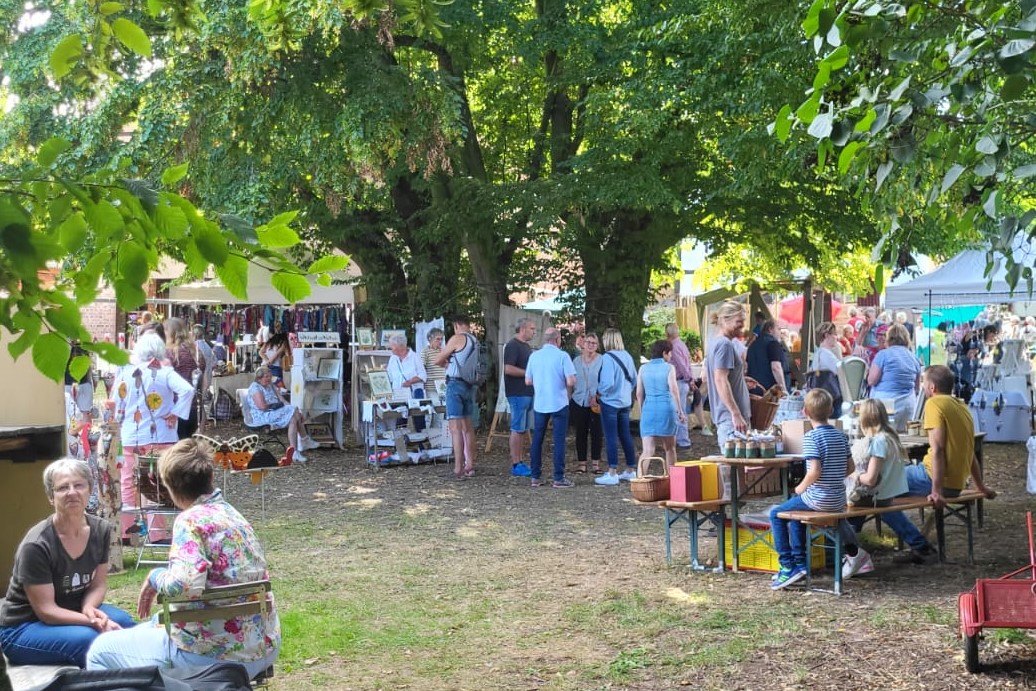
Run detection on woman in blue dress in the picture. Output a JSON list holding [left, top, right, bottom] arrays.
[[247, 366, 318, 462], [636, 339, 685, 469]]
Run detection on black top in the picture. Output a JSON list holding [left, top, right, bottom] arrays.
[[746, 333, 788, 391], [503, 338, 534, 397]]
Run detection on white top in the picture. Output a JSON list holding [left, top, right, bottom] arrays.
[[525, 344, 576, 414], [811, 346, 840, 373], [112, 361, 196, 447], [388, 349, 428, 393]]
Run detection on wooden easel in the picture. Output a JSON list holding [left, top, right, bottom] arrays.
[[485, 411, 530, 452]]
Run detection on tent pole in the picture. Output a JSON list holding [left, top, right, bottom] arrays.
[[927, 290, 932, 367]]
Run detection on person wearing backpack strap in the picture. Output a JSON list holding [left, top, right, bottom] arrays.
[[594, 328, 639, 486], [435, 315, 479, 480]]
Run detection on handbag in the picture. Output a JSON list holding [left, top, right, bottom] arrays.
[[602, 352, 635, 407]]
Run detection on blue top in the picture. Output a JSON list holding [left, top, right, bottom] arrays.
[[598, 350, 637, 409], [571, 354, 602, 407], [801, 425, 850, 511], [870, 345, 921, 398], [864, 433, 909, 500], [525, 343, 576, 414]]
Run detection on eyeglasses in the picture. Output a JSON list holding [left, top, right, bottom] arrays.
[[54, 482, 89, 495]]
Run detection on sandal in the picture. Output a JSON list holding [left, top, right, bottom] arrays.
[[463, 464, 475, 478], [591, 460, 602, 474], [576, 462, 588, 474]]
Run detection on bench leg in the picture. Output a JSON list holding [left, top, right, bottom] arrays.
[[714, 511, 726, 571], [936, 507, 945, 563], [966, 502, 974, 565], [664, 508, 675, 566]]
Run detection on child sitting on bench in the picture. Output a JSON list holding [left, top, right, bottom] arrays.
[[769, 389, 850, 590]]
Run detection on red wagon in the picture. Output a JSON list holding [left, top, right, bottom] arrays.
[[958, 511, 1036, 673]]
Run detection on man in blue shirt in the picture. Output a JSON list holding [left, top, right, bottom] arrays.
[[525, 328, 576, 488]]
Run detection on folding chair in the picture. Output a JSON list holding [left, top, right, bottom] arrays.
[[158, 579, 276, 686], [237, 389, 287, 452]]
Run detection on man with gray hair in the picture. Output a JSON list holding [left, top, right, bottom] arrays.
[[388, 334, 428, 431], [525, 327, 577, 488], [504, 317, 537, 477]]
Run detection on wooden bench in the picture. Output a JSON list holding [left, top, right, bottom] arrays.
[[636, 499, 730, 572], [777, 490, 986, 595]]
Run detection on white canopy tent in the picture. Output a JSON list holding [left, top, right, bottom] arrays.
[[885, 237, 1036, 309], [167, 258, 359, 306]]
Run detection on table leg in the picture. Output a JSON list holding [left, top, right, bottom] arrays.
[[664, 508, 673, 565], [729, 468, 740, 573], [975, 437, 984, 528]]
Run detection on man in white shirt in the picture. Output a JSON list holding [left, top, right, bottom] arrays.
[[388, 334, 428, 431], [525, 328, 577, 488]]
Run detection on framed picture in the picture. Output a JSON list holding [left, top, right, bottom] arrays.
[[367, 370, 392, 398], [357, 328, 375, 348], [381, 329, 406, 348], [308, 423, 332, 441], [314, 391, 336, 410], [317, 358, 341, 379]]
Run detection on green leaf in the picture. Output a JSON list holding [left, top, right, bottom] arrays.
[[7, 318, 41, 360], [941, 164, 966, 193], [215, 255, 250, 300], [113, 278, 147, 312], [1000, 39, 1035, 59], [267, 211, 299, 227], [813, 63, 831, 91], [87, 200, 124, 235], [795, 95, 820, 124], [82, 341, 127, 367], [37, 138, 72, 168], [57, 212, 88, 253], [854, 109, 876, 132], [32, 333, 71, 383], [271, 271, 312, 303], [117, 242, 150, 285], [875, 160, 893, 191], [160, 162, 189, 186], [257, 224, 301, 248], [193, 225, 229, 264], [67, 355, 91, 383], [307, 255, 349, 273], [50, 35, 83, 79], [983, 190, 998, 219], [1001, 74, 1029, 101], [802, 0, 825, 36], [99, 2, 124, 15], [807, 110, 833, 139], [975, 136, 999, 154], [44, 303, 83, 339], [837, 141, 862, 175], [316, 273, 332, 287], [975, 156, 997, 177], [773, 104, 793, 143], [1013, 164, 1036, 179], [822, 45, 849, 70], [874, 263, 884, 295], [112, 18, 152, 58], [155, 202, 189, 238]]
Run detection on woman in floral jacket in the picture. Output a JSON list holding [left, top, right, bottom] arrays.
[[87, 439, 280, 679]]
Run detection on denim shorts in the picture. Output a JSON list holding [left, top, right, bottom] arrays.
[[445, 379, 474, 419], [507, 396, 533, 432]]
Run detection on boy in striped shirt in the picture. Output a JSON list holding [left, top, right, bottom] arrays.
[[769, 389, 850, 590]]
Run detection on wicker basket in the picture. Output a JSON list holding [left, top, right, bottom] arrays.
[[629, 456, 670, 503], [750, 385, 784, 431]]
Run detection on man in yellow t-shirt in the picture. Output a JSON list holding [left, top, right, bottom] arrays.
[[881, 365, 996, 565]]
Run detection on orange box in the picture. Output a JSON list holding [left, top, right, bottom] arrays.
[[671, 461, 722, 502]]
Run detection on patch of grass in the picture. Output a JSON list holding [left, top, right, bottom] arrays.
[[991, 628, 1030, 644], [607, 647, 651, 681]]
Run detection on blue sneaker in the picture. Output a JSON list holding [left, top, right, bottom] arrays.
[[511, 462, 532, 477], [770, 566, 807, 591]]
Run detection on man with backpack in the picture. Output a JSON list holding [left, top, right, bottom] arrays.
[[436, 315, 479, 480]]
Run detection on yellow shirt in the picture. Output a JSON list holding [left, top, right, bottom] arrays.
[[922, 394, 974, 491]]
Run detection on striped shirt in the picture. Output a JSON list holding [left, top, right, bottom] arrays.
[[801, 425, 850, 511]]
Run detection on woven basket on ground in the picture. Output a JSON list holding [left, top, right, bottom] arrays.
[[629, 456, 670, 503]]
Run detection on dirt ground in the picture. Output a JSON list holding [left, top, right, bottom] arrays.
[[202, 416, 1036, 690]]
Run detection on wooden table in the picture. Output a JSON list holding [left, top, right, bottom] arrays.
[[700, 454, 805, 572]]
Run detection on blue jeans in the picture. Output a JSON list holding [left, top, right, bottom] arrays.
[[675, 380, 691, 446], [600, 403, 637, 470], [769, 494, 811, 569], [0, 604, 136, 667], [445, 379, 473, 419], [87, 615, 279, 680], [531, 405, 570, 482], [877, 463, 938, 550]]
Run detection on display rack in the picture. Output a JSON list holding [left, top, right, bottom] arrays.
[[289, 332, 345, 449], [361, 395, 452, 468]]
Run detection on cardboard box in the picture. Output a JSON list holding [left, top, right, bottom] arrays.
[[780, 419, 843, 454], [671, 461, 723, 502]]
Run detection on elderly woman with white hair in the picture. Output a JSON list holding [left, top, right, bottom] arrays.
[[0, 459, 135, 667], [247, 366, 318, 462], [109, 331, 195, 540]]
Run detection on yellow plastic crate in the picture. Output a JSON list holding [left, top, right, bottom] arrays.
[[723, 519, 826, 573]]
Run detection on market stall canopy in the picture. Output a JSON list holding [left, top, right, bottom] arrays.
[[778, 295, 842, 327], [167, 255, 360, 305], [884, 236, 1036, 309]]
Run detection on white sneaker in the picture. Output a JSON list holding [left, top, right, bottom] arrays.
[[594, 473, 620, 486], [301, 436, 320, 451], [842, 549, 874, 580], [293, 450, 307, 464], [618, 468, 637, 482]]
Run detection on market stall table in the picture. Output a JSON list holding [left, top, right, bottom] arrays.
[[700, 454, 805, 573]]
